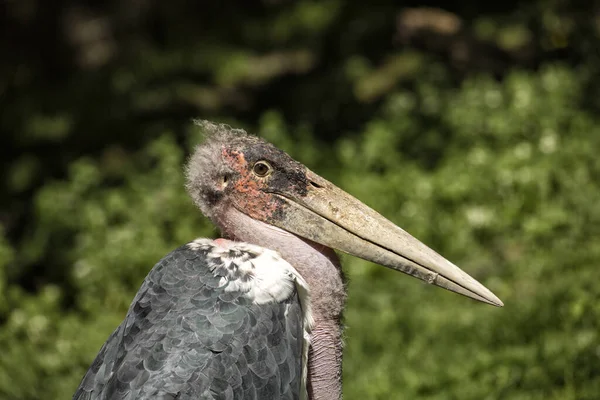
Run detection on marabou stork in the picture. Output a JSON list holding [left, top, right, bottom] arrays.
[[73, 121, 503, 400]]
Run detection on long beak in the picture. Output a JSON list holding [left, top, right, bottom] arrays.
[[269, 170, 503, 307]]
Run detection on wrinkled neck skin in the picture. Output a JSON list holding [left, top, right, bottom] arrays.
[[217, 207, 346, 400]]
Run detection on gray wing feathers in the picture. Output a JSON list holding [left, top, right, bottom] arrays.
[[73, 244, 304, 400]]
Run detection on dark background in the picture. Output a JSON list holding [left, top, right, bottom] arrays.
[[1, 1, 599, 398]]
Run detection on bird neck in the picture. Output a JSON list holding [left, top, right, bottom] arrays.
[[307, 321, 343, 400], [217, 207, 346, 400]]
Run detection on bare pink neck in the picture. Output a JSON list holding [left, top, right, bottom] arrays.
[[218, 208, 346, 399], [307, 322, 343, 400]]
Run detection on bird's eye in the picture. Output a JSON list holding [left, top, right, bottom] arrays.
[[252, 161, 272, 177]]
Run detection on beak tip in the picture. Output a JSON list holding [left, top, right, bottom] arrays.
[[491, 296, 504, 308], [479, 286, 504, 308], [437, 264, 504, 308], [478, 288, 504, 307]]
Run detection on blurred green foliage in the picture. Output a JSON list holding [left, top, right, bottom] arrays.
[[1, 1, 599, 399]]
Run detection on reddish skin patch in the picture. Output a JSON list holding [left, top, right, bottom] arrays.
[[213, 238, 232, 247], [222, 148, 285, 223]]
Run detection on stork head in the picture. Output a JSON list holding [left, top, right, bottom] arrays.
[[186, 121, 503, 307]]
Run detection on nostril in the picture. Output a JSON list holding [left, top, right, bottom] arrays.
[[309, 181, 323, 189]]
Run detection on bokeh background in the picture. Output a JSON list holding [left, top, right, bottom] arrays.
[[2, 1, 600, 399]]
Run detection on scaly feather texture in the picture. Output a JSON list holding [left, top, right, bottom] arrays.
[[73, 240, 311, 400]]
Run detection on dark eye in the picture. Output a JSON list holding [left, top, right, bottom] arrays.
[[252, 161, 272, 177]]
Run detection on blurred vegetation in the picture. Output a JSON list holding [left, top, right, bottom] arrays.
[[1, 1, 600, 399]]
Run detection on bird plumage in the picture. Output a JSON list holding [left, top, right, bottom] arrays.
[[74, 239, 311, 400]]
